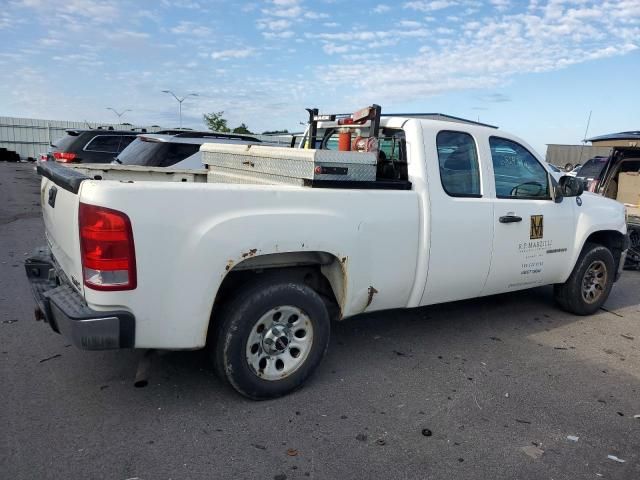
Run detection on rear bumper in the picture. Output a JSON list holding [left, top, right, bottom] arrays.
[[24, 247, 135, 350]]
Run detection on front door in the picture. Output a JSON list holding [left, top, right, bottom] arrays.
[[482, 136, 576, 296]]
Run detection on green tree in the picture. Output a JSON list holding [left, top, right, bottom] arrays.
[[203, 111, 230, 132], [262, 129, 290, 135], [232, 123, 252, 134]]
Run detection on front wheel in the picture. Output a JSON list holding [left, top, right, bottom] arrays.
[[212, 279, 330, 400], [554, 242, 615, 315]]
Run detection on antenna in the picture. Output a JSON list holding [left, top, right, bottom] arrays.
[[578, 110, 592, 165]]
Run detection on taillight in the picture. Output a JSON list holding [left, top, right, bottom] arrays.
[[79, 203, 136, 291], [53, 152, 77, 162]]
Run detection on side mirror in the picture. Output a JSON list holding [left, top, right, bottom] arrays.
[[558, 175, 584, 198]]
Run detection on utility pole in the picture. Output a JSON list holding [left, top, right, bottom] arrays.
[[161, 90, 199, 128]]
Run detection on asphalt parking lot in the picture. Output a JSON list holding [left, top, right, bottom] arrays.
[[1, 161, 638, 480]]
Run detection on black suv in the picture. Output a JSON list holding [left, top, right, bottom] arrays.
[[48, 128, 144, 164]]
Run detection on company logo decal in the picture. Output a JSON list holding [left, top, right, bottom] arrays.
[[530, 215, 543, 239]]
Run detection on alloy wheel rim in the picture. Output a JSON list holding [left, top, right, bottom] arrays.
[[245, 305, 314, 381], [581, 260, 607, 304]]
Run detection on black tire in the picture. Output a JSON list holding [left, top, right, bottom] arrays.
[[554, 242, 615, 315], [212, 279, 330, 400]]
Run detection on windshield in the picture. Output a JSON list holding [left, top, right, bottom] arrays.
[[577, 157, 608, 179], [117, 138, 201, 167], [51, 133, 78, 151], [116, 138, 166, 165]]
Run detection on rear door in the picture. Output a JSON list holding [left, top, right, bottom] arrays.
[[420, 129, 494, 304], [482, 136, 576, 295]]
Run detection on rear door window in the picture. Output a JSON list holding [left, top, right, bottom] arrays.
[[84, 135, 123, 153], [436, 131, 481, 197]]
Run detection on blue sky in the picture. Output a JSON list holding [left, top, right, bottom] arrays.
[[1, 0, 638, 154]]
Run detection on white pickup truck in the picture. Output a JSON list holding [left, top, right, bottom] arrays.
[[26, 111, 629, 399]]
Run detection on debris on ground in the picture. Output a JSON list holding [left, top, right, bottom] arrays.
[[251, 443, 267, 450], [633, 414, 640, 419], [515, 419, 532, 424], [39, 354, 61, 363], [607, 455, 625, 463], [2, 319, 18, 324], [376, 438, 386, 446], [421, 428, 432, 437], [504, 393, 510, 398], [566, 435, 579, 442], [521, 445, 544, 459], [356, 434, 367, 442], [274, 474, 287, 480], [286, 448, 298, 456], [620, 334, 634, 340]]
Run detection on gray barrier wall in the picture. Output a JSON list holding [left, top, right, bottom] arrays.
[[545, 144, 613, 168]]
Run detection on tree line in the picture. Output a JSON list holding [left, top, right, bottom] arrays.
[[203, 111, 289, 135]]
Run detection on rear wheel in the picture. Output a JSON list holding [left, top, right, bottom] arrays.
[[212, 279, 330, 399], [554, 242, 615, 315]]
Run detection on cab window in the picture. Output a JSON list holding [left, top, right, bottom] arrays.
[[436, 131, 481, 197], [489, 136, 550, 199], [322, 128, 408, 180], [377, 128, 407, 180]]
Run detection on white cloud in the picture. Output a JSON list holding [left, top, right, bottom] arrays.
[[400, 20, 422, 28], [323, 22, 339, 27], [258, 18, 292, 30], [373, 4, 390, 13], [304, 11, 329, 19], [211, 48, 255, 60], [491, 0, 510, 11], [105, 30, 150, 41], [323, 43, 352, 54], [160, 0, 202, 9], [170, 21, 212, 37], [263, 30, 295, 39], [403, 1, 457, 12], [317, 1, 640, 103]]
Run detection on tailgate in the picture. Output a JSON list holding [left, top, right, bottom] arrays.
[[37, 162, 88, 295]]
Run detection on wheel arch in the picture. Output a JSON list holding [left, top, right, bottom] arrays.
[[582, 229, 627, 275], [206, 251, 347, 342]]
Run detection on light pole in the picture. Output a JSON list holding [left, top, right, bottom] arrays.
[[106, 107, 131, 122], [161, 90, 199, 129]]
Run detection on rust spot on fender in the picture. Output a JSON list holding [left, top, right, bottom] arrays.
[[225, 260, 234, 271], [341, 256, 347, 264], [241, 248, 258, 259], [366, 286, 378, 308]]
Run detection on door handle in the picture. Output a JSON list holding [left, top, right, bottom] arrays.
[[499, 215, 522, 223]]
